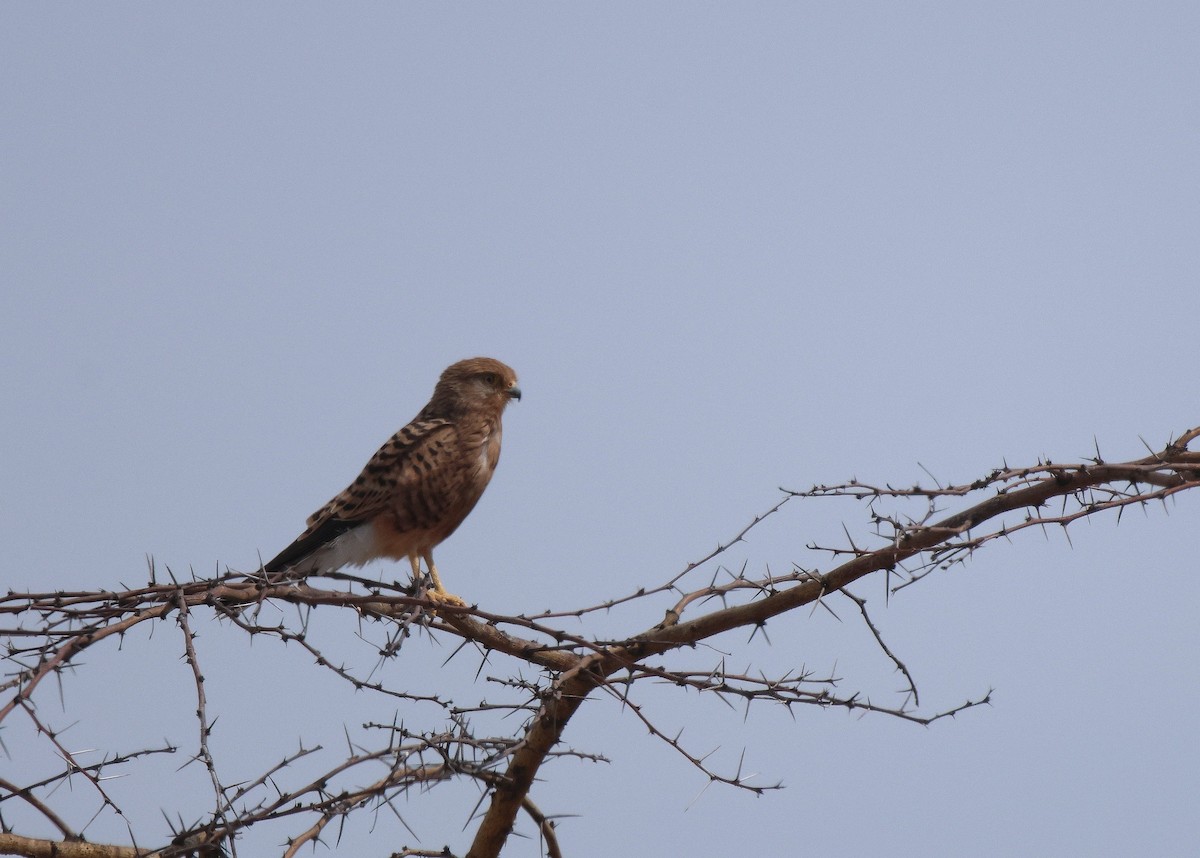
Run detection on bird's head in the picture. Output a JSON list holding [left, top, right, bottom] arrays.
[[432, 357, 521, 416]]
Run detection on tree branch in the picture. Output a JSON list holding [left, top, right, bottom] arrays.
[[3, 427, 1196, 858]]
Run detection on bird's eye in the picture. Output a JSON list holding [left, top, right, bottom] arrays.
[[482, 373, 497, 386]]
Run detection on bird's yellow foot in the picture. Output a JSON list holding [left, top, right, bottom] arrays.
[[424, 588, 468, 609]]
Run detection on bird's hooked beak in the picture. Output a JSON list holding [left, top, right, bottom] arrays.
[[507, 383, 522, 402]]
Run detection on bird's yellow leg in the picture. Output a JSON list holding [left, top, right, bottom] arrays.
[[422, 552, 466, 607]]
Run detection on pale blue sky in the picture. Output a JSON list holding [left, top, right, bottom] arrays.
[[2, 4, 1198, 856]]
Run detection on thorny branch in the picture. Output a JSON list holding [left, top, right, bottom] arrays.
[[175, 598, 225, 831], [1, 427, 1197, 858]]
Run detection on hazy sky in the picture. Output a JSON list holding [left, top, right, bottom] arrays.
[[2, 4, 1198, 857]]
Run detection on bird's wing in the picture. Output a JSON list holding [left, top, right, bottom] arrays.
[[262, 418, 456, 573]]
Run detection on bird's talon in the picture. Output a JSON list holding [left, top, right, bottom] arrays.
[[424, 588, 468, 609]]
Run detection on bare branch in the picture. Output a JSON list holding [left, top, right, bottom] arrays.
[[2, 426, 1196, 858]]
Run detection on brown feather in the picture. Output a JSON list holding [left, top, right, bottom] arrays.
[[263, 357, 520, 577]]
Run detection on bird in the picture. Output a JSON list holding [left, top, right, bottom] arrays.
[[261, 357, 521, 606]]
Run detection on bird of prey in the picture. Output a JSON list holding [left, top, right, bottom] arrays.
[[262, 357, 521, 605]]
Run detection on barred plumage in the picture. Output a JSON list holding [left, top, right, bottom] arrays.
[[262, 357, 521, 605]]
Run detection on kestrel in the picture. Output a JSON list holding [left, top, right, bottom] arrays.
[[262, 357, 521, 605]]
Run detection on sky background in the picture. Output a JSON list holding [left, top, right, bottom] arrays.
[[2, 3, 1198, 856]]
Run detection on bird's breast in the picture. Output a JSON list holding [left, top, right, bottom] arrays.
[[479, 423, 502, 475]]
